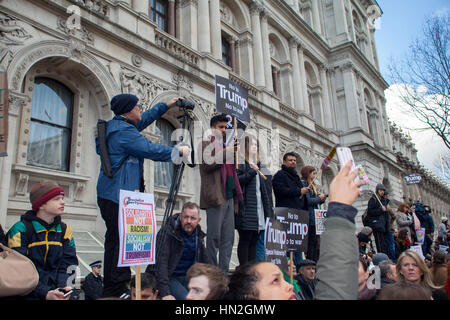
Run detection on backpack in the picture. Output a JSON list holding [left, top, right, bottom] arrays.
[[362, 209, 370, 227]]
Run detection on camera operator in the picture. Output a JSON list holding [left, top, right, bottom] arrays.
[[96, 94, 190, 298]]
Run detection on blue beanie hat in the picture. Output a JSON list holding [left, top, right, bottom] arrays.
[[110, 94, 139, 115]]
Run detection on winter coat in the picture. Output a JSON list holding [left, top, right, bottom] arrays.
[[83, 273, 103, 300], [156, 213, 209, 298], [366, 195, 388, 233], [236, 161, 274, 231], [96, 102, 177, 204], [301, 180, 325, 228], [7, 210, 78, 300], [295, 274, 318, 300], [272, 165, 306, 210], [396, 211, 413, 235], [417, 211, 435, 235], [198, 138, 243, 210], [315, 202, 359, 300]]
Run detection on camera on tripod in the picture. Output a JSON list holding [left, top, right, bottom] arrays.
[[176, 98, 195, 110]]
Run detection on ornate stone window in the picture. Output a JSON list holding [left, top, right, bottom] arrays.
[[27, 77, 73, 171], [150, 0, 169, 32]]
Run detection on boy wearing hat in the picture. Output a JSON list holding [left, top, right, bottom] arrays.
[[7, 182, 78, 300], [83, 260, 104, 300], [96, 94, 191, 298]]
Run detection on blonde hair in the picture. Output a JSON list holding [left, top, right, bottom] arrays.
[[396, 250, 438, 289]]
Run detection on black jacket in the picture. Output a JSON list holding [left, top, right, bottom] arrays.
[[295, 274, 318, 300], [236, 162, 274, 231], [272, 165, 306, 210], [83, 273, 103, 300], [416, 211, 435, 235], [156, 213, 209, 297], [366, 195, 389, 233]]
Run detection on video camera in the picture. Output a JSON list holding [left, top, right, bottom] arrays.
[[176, 98, 195, 110]]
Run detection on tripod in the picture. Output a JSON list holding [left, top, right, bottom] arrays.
[[146, 105, 196, 273]]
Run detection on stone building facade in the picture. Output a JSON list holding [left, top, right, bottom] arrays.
[[1, 0, 448, 273]]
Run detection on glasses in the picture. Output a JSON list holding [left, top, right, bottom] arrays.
[[136, 103, 143, 111]]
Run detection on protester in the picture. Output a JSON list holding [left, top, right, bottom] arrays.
[[430, 250, 447, 291], [7, 182, 78, 300], [83, 260, 104, 300], [377, 282, 432, 300], [300, 166, 326, 262], [156, 202, 209, 300], [384, 194, 396, 261], [438, 216, 448, 244], [130, 273, 158, 300], [359, 226, 376, 257], [186, 263, 229, 300], [366, 184, 389, 255], [357, 231, 371, 257], [272, 152, 309, 268], [409, 203, 421, 243], [295, 259, 318, 300], [394, 229, 410, 259], [236, 135, 274, 266], [371, 252, 389, 266], [96, 94, 190, 297], [225, 261, 296, 300], [378, 259, 397, 290], [357, 256, 376, 300], [416, 205, 435, 256], [199, 114, 243, 273], [396, 202, 413, 242], [396, 250, 448, 300]]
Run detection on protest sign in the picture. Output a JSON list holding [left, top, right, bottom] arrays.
[[315, 209, 327, 235], [215, 75, 250, 123], [438, 245, 448, 253], [224, 114, 247, 146], [118, 190, 157, 267], [275, 207, 309, 252], [0, 69, 8, 157], [403, 173, 422, 185], [265, 217, 288, 272], [410, 245, 424, 259], [415, 228, 425, 245]]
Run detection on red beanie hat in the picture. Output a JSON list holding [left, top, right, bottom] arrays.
[[30, 182, 65, 212]]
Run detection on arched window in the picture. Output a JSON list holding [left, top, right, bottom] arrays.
[[154, 118, 175, 188], [222, 37, 232, 67], [27, 77, 73, 171], [150, 0, 168, 32]]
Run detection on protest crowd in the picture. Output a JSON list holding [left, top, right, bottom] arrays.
[[0, 94, 449, 301]]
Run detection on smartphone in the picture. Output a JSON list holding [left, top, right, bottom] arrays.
[[57, 287, 73, 297]]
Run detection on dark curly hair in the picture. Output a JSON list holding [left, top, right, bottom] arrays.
[[224, 261, 265, 300]]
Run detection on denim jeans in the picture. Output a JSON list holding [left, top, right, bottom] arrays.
[[169, 276, 188, 300], [384, 232, 395, 262]]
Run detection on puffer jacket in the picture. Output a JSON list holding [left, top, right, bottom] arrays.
[[7, 210, 78, 300], [156, 213, 209, 298], [236, 161, 274, 231], [96, 102, 178, 204]]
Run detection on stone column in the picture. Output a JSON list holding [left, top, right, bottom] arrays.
[[197, 0, 211, 53], [261, 11, 273, 92], [319, 65, 333, 129], [133, 0, 149, 14], [168, 0, 176, 36], [298, 44, 309, 113], [311, 0, 322, 35], [289, 38, 302, 111], [250, 2, 265, 87], [333, 0, 349, 42], [341, 62, 362, 128], [210, 0, 222, 60]]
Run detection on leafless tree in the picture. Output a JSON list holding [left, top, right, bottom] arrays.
[[388, 13, 449, 149]]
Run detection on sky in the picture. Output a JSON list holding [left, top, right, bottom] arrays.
[[374, 0, 449, 182]]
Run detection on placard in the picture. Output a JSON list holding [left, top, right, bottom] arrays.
[[274, 207, 309, 252], [264, 217, 288, 272], [118, 190, 157, 267], [215, 75, 250, 123], [315, 209, 327, 235], [409, 245, 424, 259], [415, 228, 425, 245], [438, 245, 448, 253], [403, 173, 422, 185]]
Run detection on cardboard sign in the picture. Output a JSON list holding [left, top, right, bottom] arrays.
[[264, 217, 288, 272], [215, 75, 250, 123], [315, 209, 327, 235], [0, 69, 8, 157], [274, 207, 309, 252], [403, 173, 422, 185], [118, 190, 157, 267], [410, 245, 424, 259], [415, 228, 425, 245]]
